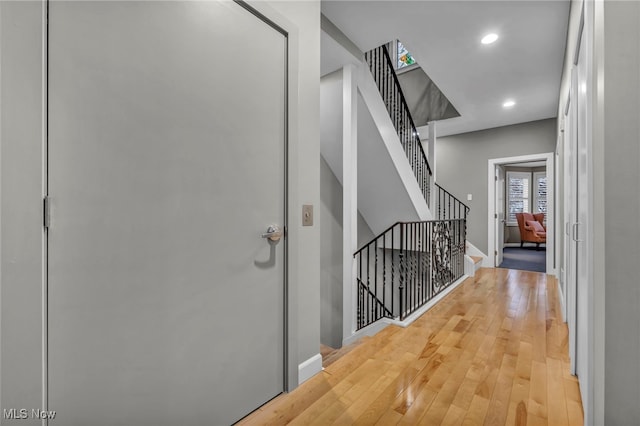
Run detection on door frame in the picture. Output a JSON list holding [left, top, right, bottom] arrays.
[[494, 165, 505, 267], [241, 0, 298, 394], [487, 152, 555, 274], [41, 0, 301, 414]]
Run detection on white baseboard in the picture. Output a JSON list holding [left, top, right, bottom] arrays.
[[298, 353, 323, 385], [342, 274, 470, 346], [465, 241, 488, 263]]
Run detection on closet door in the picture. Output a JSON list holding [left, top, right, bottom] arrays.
[[48, 2, 287, 425]]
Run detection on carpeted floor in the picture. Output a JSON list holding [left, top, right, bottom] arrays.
[[498, 246, 546, 273]]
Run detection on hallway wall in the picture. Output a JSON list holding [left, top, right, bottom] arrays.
[[436, 118, 557, 254], [320, 158, 374, 349]]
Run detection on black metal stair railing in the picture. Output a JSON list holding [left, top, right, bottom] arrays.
[[354, 219, 467, 330], [364, 44, 432, 206], [435, 183, 470, 220], [435, 183, 471, 246]]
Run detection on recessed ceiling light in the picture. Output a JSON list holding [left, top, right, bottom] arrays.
[[503, 100, 516, 108], [481, 33, 499, 45]]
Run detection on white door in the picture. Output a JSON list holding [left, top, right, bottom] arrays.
[[575, 22, 591, 405], [565, 68, 578, 374], [495, 165, 505, 266], [47, 2, 287, 425]]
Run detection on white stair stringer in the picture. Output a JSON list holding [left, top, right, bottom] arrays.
[[356, 65, 432, 225], [320, 65, 433, 235]]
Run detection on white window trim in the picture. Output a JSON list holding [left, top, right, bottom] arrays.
[[506, 171, 531, 226]]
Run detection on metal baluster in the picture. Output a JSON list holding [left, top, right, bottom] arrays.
[[374, 238, 378, 321], [383, 231, 387, 318], [358, 252, 362, 328], [391, 226, 395, 317], [399, 224, 405, 320]]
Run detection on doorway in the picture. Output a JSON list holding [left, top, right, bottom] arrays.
[[47, 2, 288, 425], [488, 153, 555, 273]]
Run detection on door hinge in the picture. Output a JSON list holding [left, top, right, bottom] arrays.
[[494, 213, 498, 219], [495, 175, 498, 181], [43, 196, 50, 229], [495, 250, 498, 255]]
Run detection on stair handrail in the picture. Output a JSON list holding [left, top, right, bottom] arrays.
[[364, 44, 432, 204], [378, 45, 432, 176], [434, 183, 470, 220]]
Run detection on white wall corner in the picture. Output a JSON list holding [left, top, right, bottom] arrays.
[[298, 353, 323, 385]]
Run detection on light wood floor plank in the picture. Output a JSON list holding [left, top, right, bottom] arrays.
[[240, 269, 583, 426]]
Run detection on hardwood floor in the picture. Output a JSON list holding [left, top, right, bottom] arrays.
[[239, 268, 583, 425]]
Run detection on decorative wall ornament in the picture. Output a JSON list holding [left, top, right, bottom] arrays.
[[432, 221, 453, 292]]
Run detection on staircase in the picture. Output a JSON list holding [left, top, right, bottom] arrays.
[[355, 43, 472, 331]]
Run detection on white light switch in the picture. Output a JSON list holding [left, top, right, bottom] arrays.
[[467, 194, 473, 201]]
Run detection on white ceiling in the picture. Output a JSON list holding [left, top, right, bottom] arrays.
[[321, 0, 570, 137]]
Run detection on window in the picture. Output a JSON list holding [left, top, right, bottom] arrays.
[[397, 41, 416, 69], [533, 172, 547, 222], [506, 170, 547, 225], [506, 171, 530, 225]]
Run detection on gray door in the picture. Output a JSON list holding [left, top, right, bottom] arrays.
[[47, 2, 286, 425]]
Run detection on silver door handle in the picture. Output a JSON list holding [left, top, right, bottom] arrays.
[[572, 222, 583, 242], [261, 225, 283, 242]]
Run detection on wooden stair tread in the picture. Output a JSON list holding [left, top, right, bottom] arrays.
[[470, 256, 483, 264]]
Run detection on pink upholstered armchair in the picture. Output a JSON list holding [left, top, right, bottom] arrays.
[[515, 212, 546, 250]]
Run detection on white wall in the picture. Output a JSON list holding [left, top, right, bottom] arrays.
[[0, 0, 321, 413], [436, 118, 557, 254]]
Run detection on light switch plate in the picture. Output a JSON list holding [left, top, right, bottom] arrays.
[[302, 204, 313, 226], [467, 194, 473, 201]]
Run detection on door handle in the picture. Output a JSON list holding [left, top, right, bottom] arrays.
[[572, 222, 583, 242], [261, 225, 283, 243]]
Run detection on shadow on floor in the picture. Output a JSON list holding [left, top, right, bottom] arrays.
[[499, 246, 546, 273]]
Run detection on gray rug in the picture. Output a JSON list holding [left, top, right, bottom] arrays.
[[498, 247, 546, 273]]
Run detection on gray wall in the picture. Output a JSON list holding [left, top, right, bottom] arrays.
[[436, 118, 557, 254], [268, 0, 323, 383], [320, 157, 373, 349], [602, 1, 640, 422]]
